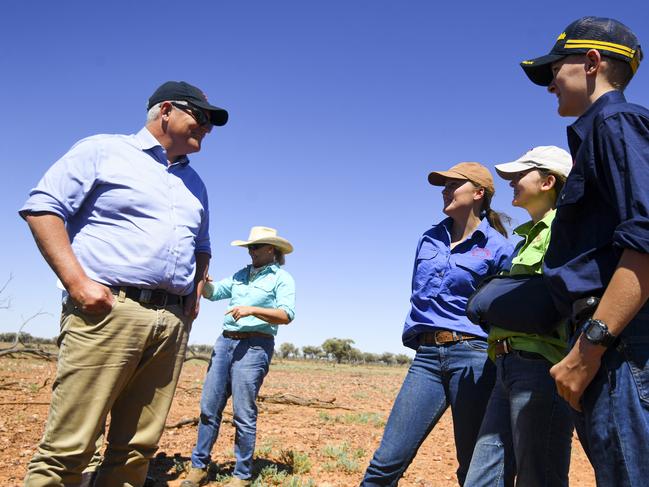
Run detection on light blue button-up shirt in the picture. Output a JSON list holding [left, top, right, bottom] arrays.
[[206, 264, 296, 336], [20, 127, 210, 295]]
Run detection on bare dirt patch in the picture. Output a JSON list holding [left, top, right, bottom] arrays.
[[0, 356, 595, 486]]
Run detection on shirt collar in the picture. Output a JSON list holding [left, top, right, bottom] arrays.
[[248, 263, 279, 276], [440, 216, 488, 241], [514, 208, 556, 237], [568, 91, 627, 155], [134, 127, 190, 167]]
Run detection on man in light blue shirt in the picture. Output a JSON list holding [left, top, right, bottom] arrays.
[[20, 81, 228, 487]]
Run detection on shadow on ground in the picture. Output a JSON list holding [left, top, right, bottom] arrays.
[[146, 452, 292, 486]]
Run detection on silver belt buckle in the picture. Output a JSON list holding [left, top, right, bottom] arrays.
[[139, 289, 152, 304]]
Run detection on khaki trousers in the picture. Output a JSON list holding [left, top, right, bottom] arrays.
[[24, 295, 190, 487]]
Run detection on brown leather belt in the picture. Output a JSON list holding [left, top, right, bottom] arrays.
[[493, 339, 547, 361], [419, 330, 477, 346], [223, 331, 274, 340], [493, 339, 512, 355], [111, 286, 183, 307]]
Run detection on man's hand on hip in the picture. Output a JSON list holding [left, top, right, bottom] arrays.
[[183, 291, 200, 320], [68, 278, 114, 315]]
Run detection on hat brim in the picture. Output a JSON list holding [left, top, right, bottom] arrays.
[[191, 100, 229, 126], [494, 161, 537, 180], [231, 238, 294, 254], [427, 170, 467, 186], [520, 54, 565, 86]]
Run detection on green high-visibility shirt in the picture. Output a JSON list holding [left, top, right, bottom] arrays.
[[487, 209, 568, 364]]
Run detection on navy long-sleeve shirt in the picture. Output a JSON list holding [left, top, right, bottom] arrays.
[[543, 91, 649, 317]]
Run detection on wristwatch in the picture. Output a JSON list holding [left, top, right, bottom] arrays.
[[583, 318, 617, 347]]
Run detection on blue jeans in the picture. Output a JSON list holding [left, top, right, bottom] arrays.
[[190, 334, 274, 480], [361, 339, 495, 486], [573, 309, 649, 487], [464, 350, 573, 487]]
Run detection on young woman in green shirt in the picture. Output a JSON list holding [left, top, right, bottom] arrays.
[[465, 146, 574, 487]]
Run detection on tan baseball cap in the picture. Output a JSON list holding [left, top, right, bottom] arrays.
[[495, 146, 572, 180], [428, 162, 495, 195]]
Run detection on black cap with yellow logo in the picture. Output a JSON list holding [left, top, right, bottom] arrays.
[[521, 16, 643, 86]]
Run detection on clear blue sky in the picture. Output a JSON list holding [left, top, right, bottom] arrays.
[[2, 1, 648, 355]]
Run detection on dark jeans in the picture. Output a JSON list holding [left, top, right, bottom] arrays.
[[574, 309, 649, 487], [464, 350, 573, 487], [361, 339, 495, 486]]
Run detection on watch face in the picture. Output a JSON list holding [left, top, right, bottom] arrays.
[[586, 322, 605, 342]]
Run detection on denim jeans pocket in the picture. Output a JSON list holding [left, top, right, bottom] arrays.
[[621, 340, 649, 405], [464, 339, 488, 352]]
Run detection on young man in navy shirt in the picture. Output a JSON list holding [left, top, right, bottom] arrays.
[[521, 17, 649, 485]]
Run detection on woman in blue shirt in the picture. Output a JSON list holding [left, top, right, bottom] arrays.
[[361, 163, 513, 487], [183, 227, 296, 487]]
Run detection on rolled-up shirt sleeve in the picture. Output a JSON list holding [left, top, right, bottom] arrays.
[[208, 276, 234, 301], [19, 138, 100, 220], [598, 113, 649, 253], [194, 187, 211, 256], [275, 271, 296, 322]]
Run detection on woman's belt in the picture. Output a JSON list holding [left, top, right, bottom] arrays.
[[223, 331, 274, 340], [419, 331, 477, 346]]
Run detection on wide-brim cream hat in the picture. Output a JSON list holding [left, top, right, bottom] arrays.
[[231, 226, 294, 254]]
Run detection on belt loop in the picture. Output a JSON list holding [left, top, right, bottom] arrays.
[[139, 289, 152, 304], [118, 287, 127, 303]]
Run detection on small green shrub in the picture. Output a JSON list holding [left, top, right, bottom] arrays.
[[279, 449, 312, 474]]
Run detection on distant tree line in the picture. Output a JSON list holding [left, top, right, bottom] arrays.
[[277, 338, 412, 365], [0, 332, 56, 345], [1, 333, 411, 366]]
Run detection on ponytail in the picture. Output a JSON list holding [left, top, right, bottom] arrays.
[[482, 193, 510, 238]]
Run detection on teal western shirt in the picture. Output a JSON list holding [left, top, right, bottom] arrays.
[[206, 264, 296, 336]]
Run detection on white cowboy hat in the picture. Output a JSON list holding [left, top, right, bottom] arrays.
[[231, 226, 294, 254]]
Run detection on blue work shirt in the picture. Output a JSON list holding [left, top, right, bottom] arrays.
[[402, 217, 513, 350], [206, 264, 296, 336], [543, 91, 649, 318], [19, 127, 210, 296]]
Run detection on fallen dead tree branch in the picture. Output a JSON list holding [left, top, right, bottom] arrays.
[[184, 349, 211, 363], [0, 310, 56, 360], [0, 381, 19, 390], [166, 411, 233, 429], [258, 393, 354, 410]]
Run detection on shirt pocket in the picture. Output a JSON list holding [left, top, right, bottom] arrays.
[[448, 257, 490, 297], [455, 257, 490, 279], [248, 278, 275, 306], [511, 245, 545, 273], [413, 247, 443, 296], [555, 173, 585, 222]]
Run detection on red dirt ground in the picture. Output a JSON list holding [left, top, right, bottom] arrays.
[[0, 355, 595, 486]]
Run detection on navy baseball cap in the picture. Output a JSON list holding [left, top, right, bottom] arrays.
[[521, 17, 643, 86], [148, 81, 229, 126]]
